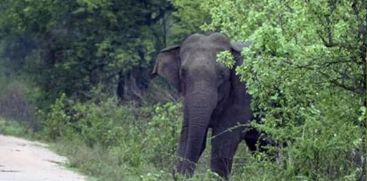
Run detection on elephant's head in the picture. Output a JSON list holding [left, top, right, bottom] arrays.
[[153, 32, 245, 118], [152, 33, 248, 176]]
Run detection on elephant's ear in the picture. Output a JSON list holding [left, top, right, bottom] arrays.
[[230, 41, 252, 103], [152, 45, 181, 91], [230, 41, 252, 64]]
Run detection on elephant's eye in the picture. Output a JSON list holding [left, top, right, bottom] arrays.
[[180, 68, 186, 78], [219, 71, 225, 79], [218, 70, 229, 82]]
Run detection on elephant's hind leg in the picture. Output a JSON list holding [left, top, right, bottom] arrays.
[[244, 128, 272, 153]]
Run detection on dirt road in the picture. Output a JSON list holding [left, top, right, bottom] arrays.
[[0, 134, 86, 181]]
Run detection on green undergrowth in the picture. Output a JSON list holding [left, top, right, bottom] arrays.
[[0, 118, 33, 137], [44, 92, 364, 181], [41, 94, 264, 181], [1, 87, 363, 180]]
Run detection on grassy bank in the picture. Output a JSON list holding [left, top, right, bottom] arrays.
[[0, 88, 363, 181], [0, 118, 32, 137]]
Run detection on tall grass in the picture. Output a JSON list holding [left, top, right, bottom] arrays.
[[41, 93, 364, 181]]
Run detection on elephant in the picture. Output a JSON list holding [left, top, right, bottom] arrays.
[[152, 32, 268, 179]]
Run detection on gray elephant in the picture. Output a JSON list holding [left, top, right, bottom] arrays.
[[152, 33, 267, 179]]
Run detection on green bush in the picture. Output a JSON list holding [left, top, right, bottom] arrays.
[[0, 80, 39, 128], [43, 93, 187, 180], [45, 90, 361, 180], [43, 93, 75, 140], [43, 94, 134, 143], [0, 118, 30, 136], [145, 102, 182, 168], [72, 98, 135, 146], [200, 0, 365, 180]]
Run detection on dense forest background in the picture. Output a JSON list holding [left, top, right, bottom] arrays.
[[0, 0, 366, 180]]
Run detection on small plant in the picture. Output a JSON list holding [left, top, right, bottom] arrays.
[[145, 102, 182, 168], [0, 118, 30, 136], [43, 93, 74, 140], [139, 170, 168, 181], [72, 98, 131, 146], [0, 80, 39, 128], [216, 50, 235, 69]]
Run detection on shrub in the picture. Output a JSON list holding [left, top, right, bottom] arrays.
[[0, 118, 30, 136], [0, 80, 37, 127], [43, 93, 75, 140], [72, 98, 134, 146], [44, 93, 185, 180], [200, 0, 365, 179], [144, 102, 182, 168]]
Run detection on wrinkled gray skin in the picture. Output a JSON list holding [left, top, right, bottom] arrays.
[[152, 33, 266, 179]]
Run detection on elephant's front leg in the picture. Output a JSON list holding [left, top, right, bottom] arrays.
[[176, 123, 208, 177], [210, 127, 241, 179], [175, 92, 216, 177]]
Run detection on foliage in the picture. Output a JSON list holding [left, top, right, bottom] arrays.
[[0, 81, 33, 121], [216, 50, 235, 69], [0, 0, 176, 102], [200, 0, 366, 180], [145, 102, 182, 168], [0, 118, 31, 137], [43, 93, 184, 180], [0, 77, 41, 129], [73, 99, 134, 146], [1, 0, 366, 180], [168, 0, 209, 44], [43, 93, 74, 140], [45, 95, 226, 180]]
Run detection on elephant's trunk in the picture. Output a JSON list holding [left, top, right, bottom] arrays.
[[176, 82, 218, 176]]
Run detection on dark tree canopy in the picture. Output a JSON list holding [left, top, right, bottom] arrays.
[[0, 0, 185, 102]]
